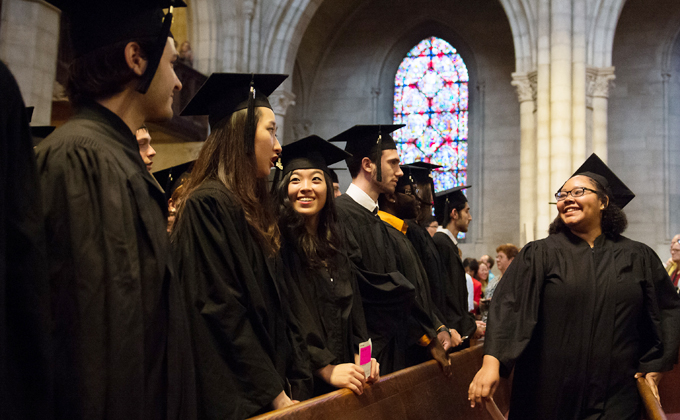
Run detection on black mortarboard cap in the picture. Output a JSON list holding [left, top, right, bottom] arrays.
[[434, 185, 471, 224], [153, 159, 194, 200], [46, 0, 186, 94], [329, 124, 404, 182], [181, 73, 287, 154], [281, 135, 351, 176], [25, 107, 55, 143], [329, 168, 339, 184], [568, 153, 635, 208]]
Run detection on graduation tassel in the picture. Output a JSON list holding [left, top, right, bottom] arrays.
[[270, 156, 282, 193], [137, 6, 174, 94], [376, 126, 383, 182], [244, 75, 256, 155]]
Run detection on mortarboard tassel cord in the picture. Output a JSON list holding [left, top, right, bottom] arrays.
[[376, 127, 383, 182], [244, 77, 257, 155], [137, 6, 174, 94]]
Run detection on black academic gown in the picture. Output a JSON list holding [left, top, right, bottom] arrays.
[[335, 194, 417, 373], [171, 180, 312, 419], [485, 231, 680, 420], [380, 221, 442, 366], [280, 240, 368, 396], [0, 61, 53, 420], [35, 102, 195, 420], [431, 231, 477, 338], [405, 220, 456, 328]]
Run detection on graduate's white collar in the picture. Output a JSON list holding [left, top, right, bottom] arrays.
[[437, 226, 458, 245], [346, 183, 378, 213]]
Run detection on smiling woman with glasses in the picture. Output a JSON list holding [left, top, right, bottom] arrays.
[[469, 154, 680, 420]]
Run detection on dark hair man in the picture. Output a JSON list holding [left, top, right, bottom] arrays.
[[330, 125, 452, 376], [34, 1, 195, 419], [432, 187, 484, 345]]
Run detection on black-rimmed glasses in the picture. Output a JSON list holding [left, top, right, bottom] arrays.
[[555, 187, 597, 201]]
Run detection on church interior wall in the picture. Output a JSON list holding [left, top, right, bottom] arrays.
[[609, 0, 680, 256], [287, 0, 520, 259]]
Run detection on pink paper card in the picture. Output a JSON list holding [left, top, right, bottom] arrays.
[[358, 338, 372, 378]]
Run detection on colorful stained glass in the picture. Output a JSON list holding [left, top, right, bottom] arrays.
[[394, 36, 469, 194]]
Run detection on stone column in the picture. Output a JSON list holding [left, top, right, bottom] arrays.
[[571, 0, 587, 166], [549, 0, 573, 197], [587, 67, 615, 162], [535, 0, 552, 237], [0, 0, 60, 125], [269, 89, 296, 145], [512, 71, 537, 245]]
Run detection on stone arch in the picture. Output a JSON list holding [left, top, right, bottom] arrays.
[[261, 0, 322, 80], [497, 0, 536, 72], [587, 0, 629, 67], [373, 19, 479, 125]]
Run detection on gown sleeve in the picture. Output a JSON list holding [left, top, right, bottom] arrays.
[[638, 245, 680, 373], [172, 190, 284, 416], [37, 140, 150, 419], [485, 241, 547, 377], [349, 266, 369, 352]]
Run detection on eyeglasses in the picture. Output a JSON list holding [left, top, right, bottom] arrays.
[[398, 186, 419, 197], [555, 187, 597, 201]]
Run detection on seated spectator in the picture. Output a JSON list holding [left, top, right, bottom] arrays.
[[480, 254, 496, 286], [477, 260, 490, 293], [486, 243, 519, 299]]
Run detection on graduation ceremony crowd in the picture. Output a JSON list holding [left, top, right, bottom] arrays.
[[3, 1, 680, 419]]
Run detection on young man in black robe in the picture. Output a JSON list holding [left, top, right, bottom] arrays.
[[330, 125, 451, 375], [34, 1, 195, 418], [377, 170, 453, 366], [432, 186, 481, 344], [0, 61, 54, 420], [401, 163, 466, 349]]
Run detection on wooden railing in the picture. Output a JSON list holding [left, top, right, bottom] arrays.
[[638, 377, 667, 420], [249, 344, 511, 420]]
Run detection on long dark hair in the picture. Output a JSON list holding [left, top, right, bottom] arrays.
[[549, 177, 628, 238], [177, 108, 281, 254], [275, 171, 344, 270]]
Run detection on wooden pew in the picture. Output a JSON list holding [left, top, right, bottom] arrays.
[[654, 347, 680, 420], [249, 344, 510, 420]]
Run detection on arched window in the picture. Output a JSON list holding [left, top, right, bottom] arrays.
[[393, 36, 469, 192]]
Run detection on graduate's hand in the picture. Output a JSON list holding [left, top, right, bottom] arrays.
[[437, 330, 452, 351], [367, 358, 380, 383], [449, 328, 463, 347], [271, 391, 296, 410], [317, 363, 366, 395], [428, 338, 452, 377], [635, 372, 664, 404], [473, 321, 486, 339], [468, 355, 500, 408]]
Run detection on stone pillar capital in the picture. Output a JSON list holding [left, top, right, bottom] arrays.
[[586, 66, 616, 100], [269, 90, 296, 116], [511, 71, 537, 103], [292, 119, 313, 139]]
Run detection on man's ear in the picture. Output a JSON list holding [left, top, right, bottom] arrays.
[[125, 41, 148, 77], [450, 208, 459, 221], [384, 193, 397, 203], [361, 157, 374, 175]]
